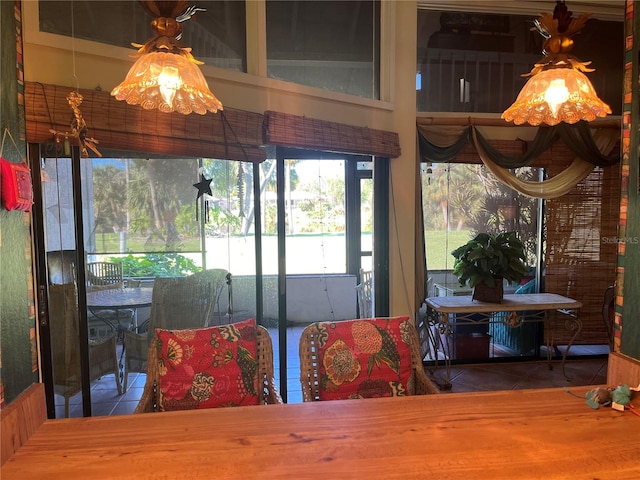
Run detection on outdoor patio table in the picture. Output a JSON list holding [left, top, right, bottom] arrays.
[[86, 287, 153, 334]]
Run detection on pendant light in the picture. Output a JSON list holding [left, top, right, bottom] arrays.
[[111, 1, 222, 115], [502, 1, 611, 126]]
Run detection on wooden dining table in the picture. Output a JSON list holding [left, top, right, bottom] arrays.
[[2, 386, 638, 479]]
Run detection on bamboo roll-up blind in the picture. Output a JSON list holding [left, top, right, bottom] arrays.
[[263, 110, 401, 158], [544, 150, 620, 345], [24, 82, 266, 162]]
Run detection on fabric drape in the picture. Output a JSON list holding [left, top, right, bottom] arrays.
[[417, 121, 620, 199], [471, 121, 619, 169], [473, 126, 620, 199], [417, 125, 469, 163]]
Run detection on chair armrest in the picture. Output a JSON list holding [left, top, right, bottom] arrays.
[[413, 367, 440, 395]]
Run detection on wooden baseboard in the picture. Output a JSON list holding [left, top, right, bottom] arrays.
[[607, 352, 640, 388], [1, 383, 47, 466]]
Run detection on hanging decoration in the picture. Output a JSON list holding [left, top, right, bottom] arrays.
[[49, 91, 101, 158], [193, 172, 212, 222], [1, 128, 33, 212]]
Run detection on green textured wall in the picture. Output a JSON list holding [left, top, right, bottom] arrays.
[[0, 0, 38, 407], [620, 3, 640, 359]]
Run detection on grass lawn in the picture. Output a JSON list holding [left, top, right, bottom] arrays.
[[92, 230, 473, 273], [425, 230, 473, 270]]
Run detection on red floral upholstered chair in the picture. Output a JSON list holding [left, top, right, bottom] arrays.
[[299, 317, 439, 402], [135, 318, 281, 412]]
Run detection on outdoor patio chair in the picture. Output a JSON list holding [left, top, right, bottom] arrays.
[[48, 283, 122, 417], [355, 269, 373, 318], [299, 316, 439, 402], [135, 320, 281, 412], [122, 270, 230, 392], [86, 261, 124, 288], [86, 261, 135, 336]]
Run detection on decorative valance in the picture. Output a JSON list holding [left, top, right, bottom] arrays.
[[264, 111, 401, 158], [417, 121, 620, 199]]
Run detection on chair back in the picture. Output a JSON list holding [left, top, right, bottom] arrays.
[[87, 262, 123, 288], [190, 268, 232, 325], [148, 275, 215, 332], [299, 317, 439, 402], [356, 269, 373, 318], [48, 283, 82, 402], [135, 323, 281, 412], [48, 283, 122, 416], [122, 271, 228, 393]]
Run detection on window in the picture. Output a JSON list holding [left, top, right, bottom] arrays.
[[416, 9, 623, 114], [260, 158, 349, 275], [86, 157, 202, 256], [266, 0, 380, 99], [421, 163, 540, 278], [38, 1, 247, 72], [43, 156, 255, 278]]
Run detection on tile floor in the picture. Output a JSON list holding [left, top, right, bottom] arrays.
[[56, 327, 609, 417]]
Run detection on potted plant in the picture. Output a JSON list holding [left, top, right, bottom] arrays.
[[451, 231, 528, 302]]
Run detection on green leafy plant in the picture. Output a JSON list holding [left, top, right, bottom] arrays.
[[109, 253, 201, 278], [451, 231, 528, 288]]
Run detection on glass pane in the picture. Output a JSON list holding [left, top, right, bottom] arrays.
[[421, 163, 541, 360], [266, 0, 380, 99], [201, 158, 257, 327], [87, 157, 202, 258], [416, 10, 623, 114], [39, 1, 247, 72], [43, 157, 128, 417], [360, 177, 373, 254], [421, 163, 540, 288], [284, 159, 346, 274], [42, 157, 83, 418]]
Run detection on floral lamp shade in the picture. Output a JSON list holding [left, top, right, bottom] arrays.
[[111, 1, 222, 115], [502, 0, 611, 126]]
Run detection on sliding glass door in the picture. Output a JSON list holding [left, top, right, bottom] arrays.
[[31, 143, 386, 413], [264, 148, 380, 402]]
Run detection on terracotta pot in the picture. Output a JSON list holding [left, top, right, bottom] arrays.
[[472, 279, 503, 303]]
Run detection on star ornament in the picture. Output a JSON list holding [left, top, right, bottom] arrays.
[[193, 174, 212, 199]]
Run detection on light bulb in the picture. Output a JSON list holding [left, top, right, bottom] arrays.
[[157, 65, 181, 106], [544, 79, 570, 117]]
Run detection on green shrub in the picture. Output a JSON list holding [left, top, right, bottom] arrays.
[[109, 253, 201, 278]]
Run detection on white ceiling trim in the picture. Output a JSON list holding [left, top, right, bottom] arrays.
[[417, 1, 625, 22]]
